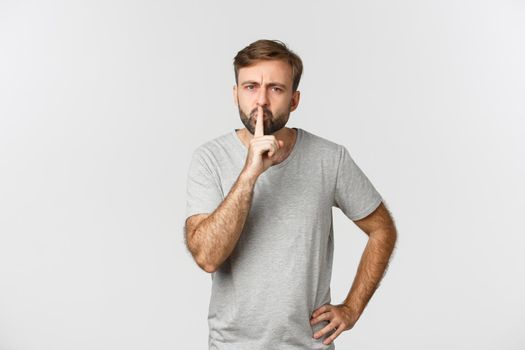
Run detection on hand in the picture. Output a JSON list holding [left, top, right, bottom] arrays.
[[241, 105, 284, 180], [310, 303, 359, 345]]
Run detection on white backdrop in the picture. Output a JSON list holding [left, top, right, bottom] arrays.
[[1, 1, 524, 349]]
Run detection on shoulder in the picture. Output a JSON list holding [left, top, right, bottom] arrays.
[[298, 128, 346, 158], [191, 130, 235, 163], [296, 128, 351, 175]]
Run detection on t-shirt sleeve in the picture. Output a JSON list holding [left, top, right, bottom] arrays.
[[333, 145, 383, 221], [185, 148, 224, 219]]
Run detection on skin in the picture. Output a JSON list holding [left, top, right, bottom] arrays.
[[184, 104, 283, 273], [184, 59, 299, 273], [233, 59, 300, 161], [184, 59, 398, 346], [309, 202, 397, 345]]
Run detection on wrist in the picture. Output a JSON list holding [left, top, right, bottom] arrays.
[[341, 302, 360, 316], [239, 170, 258, 188]]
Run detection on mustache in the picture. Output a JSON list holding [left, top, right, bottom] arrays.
[[249, 107, 273, 119]]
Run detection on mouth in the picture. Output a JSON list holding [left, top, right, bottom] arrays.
[[252, 116, 269, 125], [252, 112, 268, 119], [250, 108, 272, 119]]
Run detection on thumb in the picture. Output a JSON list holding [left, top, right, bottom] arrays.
[[278, 140, 284, 147]]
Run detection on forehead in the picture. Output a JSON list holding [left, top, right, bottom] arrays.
[[237, 59, 293, 85]]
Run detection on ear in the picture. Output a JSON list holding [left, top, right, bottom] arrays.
[[233, 85, 238, 106], [290, 90, 301, 112]]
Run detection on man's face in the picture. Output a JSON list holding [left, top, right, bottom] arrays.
[[234, 59, 300, 135]]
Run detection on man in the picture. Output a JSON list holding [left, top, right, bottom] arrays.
[[184, 39, 397, 349]]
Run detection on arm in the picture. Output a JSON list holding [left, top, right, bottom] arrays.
[[310, 201, 397, 345], [185, 171, 256, 273], [184, 106, 283, 273], [342, 201, 398, 317]]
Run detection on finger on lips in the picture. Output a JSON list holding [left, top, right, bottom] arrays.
[[255, 105, 264, 137]]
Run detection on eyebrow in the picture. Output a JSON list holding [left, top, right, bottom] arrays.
[[241, 80, 287, 89]]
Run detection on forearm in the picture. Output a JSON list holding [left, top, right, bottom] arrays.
[[343, 228, 397, 316], [191, 171, 256, 272]]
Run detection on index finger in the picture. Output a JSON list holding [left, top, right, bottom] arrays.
[[254, 105, 264, 137]]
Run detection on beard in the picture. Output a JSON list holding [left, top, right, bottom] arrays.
[[237, 102, 291, 135]]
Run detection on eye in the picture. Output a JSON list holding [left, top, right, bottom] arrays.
[[245, 85, 255, 90], [271, 87, 283, 92]]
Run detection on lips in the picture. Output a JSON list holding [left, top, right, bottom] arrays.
[[250, 108, 272, 119], [252, 113, 269, 120]]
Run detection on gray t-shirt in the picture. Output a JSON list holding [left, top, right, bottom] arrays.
[[185, 127, 382, 350]]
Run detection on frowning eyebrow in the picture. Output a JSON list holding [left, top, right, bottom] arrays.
[[241, 80, 288, 89]]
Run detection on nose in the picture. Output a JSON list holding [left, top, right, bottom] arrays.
[[256, 86, 269, 107]]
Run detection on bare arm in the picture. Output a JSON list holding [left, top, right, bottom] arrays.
[[185, 172, 256, 273], [342, 202, 398, 317], [309, 202, 397, 344], [185, 106, 284, 273]]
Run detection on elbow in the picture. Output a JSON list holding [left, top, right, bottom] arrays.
[[196, 254, 218, 274], [202, 264, 217, 274], [186, 229, 217, 273]]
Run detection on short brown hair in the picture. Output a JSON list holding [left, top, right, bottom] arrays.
[[233, 39, 303, 91]]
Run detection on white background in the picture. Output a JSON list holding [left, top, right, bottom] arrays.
[[1, 1, 524, 349]]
